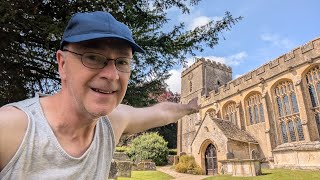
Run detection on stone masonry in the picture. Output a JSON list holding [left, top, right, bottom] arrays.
[[178, 36, 320, 175]]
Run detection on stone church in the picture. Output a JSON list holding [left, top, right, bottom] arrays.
[[177, 36, 320, 175]]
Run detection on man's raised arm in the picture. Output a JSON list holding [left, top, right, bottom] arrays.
[[108, 97, 199, 144]]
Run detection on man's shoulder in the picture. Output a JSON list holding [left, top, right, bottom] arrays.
[[0, 106, 29, 142], [0, 105, 28, 122], [0, 106, 29, 170]]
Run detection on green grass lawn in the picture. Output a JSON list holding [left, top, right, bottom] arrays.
[[203, 168, 320, 180], [117, 168, 320, 180], [118, 171, 173, 180]]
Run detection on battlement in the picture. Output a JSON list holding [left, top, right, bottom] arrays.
[[206, 36, 320, 101], [181, 57, 232, 77]]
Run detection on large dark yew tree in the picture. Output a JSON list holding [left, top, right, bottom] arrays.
[[0, 0, 242, 106]]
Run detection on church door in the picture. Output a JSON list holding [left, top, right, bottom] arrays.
[[205, 144, 218, 175]]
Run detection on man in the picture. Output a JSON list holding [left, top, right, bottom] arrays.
[[0, 11, 199, 179]]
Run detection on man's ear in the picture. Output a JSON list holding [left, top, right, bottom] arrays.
[[56, 50, 67, 80]]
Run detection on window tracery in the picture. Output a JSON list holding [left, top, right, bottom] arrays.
[[223, 102, 238, 126], [246, 93, 264, 125], [306, 66, 320, 137], [274, 81, 303, 144]]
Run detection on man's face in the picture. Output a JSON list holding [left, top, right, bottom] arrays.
[[58, 38, 132, 118]]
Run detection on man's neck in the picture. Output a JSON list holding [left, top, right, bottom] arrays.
[[40, 92, 98, 157]]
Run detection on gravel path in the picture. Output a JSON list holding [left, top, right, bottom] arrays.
[[157, 165, 210, 180]]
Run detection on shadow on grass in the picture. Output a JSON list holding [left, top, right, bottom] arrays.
[[260, 172, 272, 176]]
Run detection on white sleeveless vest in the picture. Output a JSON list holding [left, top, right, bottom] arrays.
[[0, 94, 115, 180]]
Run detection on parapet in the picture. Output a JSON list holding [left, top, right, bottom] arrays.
[[181, 57, 232, 77], [205, 36, 320, 100]]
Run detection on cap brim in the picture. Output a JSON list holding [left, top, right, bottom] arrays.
[[61, 33, 145, 53]]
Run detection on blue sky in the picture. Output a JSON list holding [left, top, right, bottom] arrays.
[[165, 0, 320, 93]]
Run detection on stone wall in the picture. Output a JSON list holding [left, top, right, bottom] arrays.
[[179, 36, 320, 172], [273, 141, 320, 169], [191, 115, 228, 174]]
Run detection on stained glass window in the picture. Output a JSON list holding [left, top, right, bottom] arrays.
[[277, 97, 284, 117], [283, 95, 291, 115], [291, 93, 299, 113], [305, 66, 320, 137], [308, 85, 318, 107], [296, 118, 304, 141], [246, 93, 264, 125], [254, 105, 259, 123], [259, 103, 265, 122], [224, 102, 238, 126], [288, 121, 296, 142], [249, 107, 253, 124], [274, 81, 301, 144], [281, 122, 288, 143], [315, 113, 320, 137]]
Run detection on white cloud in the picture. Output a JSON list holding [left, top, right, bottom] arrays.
[[166, 69, 182, 93], [188, 16, 211, 30], [202, 51, 248, 66], [176, 9, 222, 31], [260, 33, 295, 50]]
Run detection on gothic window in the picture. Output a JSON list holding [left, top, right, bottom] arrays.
[[235, 113, 238, 126], [315, 113, 320, 137], [274, 80, 302, 144], [276, 97, 284, 117], [281, 122, 288, 143], [291, 93, 299, 113], [246, 93, 264, 125], [249, 106, 254, 125], [306, 66, 320, 107], [288, 120, 296, 142], [259, 103, 265, 122], [223, 102, 238, 126], [254, 105, 259, 123], [283, 95, 291, 115], [296, 118, 305, 141], [305, 66, 320, 137], [308, 85, 318, 107], [230, 113, 234, 124]]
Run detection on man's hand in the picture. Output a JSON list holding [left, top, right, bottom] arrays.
[[186, 97, 200, 115]]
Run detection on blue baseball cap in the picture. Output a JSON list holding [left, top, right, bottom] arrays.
[[60, 11, 145, 53]]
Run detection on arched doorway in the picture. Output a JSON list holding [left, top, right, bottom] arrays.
[[205, 144, 218, 175]]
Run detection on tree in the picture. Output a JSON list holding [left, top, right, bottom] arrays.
[[148, 90, 181, 148], [126, 132, 169, 165], [0, 0, 242, 106]]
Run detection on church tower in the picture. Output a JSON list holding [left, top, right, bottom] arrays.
[[177, 58, 232, 154]]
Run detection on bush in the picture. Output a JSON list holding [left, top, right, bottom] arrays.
[[115, 146, 129, 152], [174, 155, 203, 175], [126, 132, 169, 166]]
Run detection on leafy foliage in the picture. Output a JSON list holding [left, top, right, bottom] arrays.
[[127, 132, 169, 166], [1, 0, 242, 106], [174, 155, 203, 175]]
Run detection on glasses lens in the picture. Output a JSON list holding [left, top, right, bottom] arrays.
[[115, 58, 131, 73], [82, 53, 106, 69]]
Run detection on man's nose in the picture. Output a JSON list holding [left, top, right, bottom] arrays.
[[98, 60, 119, 80]]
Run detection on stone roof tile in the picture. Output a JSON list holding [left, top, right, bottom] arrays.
[[213, 118, 257, 143]]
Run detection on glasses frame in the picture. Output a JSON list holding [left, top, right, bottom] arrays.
[[62, 49, 132, 73]]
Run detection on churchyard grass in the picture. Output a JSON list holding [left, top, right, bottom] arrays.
[[118, 171, 173, 180], [203, 168, 320, 180]]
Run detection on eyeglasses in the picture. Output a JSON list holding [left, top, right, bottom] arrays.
[[62, 49, 132, 73]]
